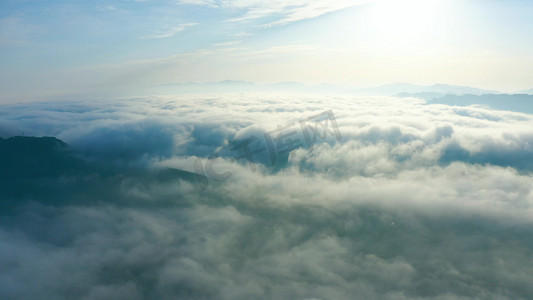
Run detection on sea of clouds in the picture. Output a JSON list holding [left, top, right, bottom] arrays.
[[1, 93, 532, 299]]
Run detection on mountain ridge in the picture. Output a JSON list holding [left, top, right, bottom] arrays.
[[148, 81, 500, 95]]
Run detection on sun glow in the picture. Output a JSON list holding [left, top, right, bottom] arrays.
[[369, 0, 445, 46]]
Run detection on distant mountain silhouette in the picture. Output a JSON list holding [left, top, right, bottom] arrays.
[[352, 83, 497, 96], [148, 81, 499, 96], [0, 136, 75, 179], [396, 92, 446, 100], [0, 136, 204, 211], [0, 136, 87, 207], [427, 94, 533, 114], [518, 88, 533, 95], [150, 80, 342, 94]]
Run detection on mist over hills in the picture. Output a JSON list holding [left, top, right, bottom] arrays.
[[0, 136, 201, 211], [148, 81, 533, 115], [1, 95, 533, 300]]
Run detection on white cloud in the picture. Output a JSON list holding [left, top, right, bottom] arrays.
[[233, 31, 251, 38], [1, 94, 533, 299], [177, 0, 375, 26], [96, 5, 116, 11], [212, 40, 242, 47], [143, 22, 198, 39]]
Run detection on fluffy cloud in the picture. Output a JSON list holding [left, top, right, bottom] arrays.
[[1, 94, 533, 299]]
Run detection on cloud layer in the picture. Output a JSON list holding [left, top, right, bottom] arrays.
[[1, 94, 533, 299]]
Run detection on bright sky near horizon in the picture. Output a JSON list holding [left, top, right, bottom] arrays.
[[1, 0, 533, 101]]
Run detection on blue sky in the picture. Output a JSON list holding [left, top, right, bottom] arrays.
[[1, 0, 533, 101]]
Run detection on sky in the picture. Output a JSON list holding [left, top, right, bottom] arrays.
[[1, 0, 533, 101]]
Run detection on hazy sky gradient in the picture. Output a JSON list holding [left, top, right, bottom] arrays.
[[1, 0, 533, 101]]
